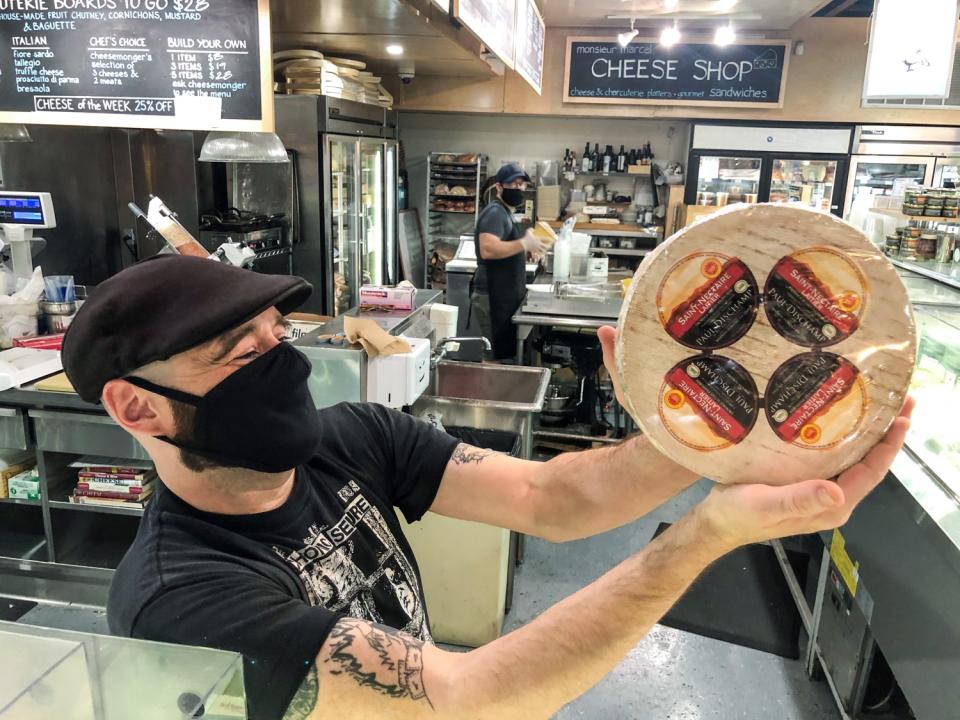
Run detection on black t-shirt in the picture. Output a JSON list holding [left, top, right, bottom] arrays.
[[107, 402, 458, 720], [473, 201, 524, 293]]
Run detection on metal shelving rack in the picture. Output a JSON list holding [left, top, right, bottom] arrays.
[[426, 151, 487, 287]]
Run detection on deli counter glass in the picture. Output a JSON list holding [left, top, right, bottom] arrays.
[[898, 267, 960, 502]]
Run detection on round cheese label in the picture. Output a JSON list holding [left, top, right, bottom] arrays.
[[764, 352, 867, 450], [657, 253, 759, 350], [763, 247, 867, 348], [659, 354, 760, 451]]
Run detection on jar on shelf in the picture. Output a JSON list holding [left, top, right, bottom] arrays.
[[899, 232, 919, 260], [917, 232, 939, 260], [885, 234, 902, 257], [903, 202, 924, 216]]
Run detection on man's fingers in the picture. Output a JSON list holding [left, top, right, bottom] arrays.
[[899, 395, 916, 420], [597, 326, 616, 370], [837, 413, 909, 506], [771, 479, 842, 522]]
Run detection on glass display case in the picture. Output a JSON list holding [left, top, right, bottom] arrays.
[[692, 154, 762, 205], [769, 157, 838, 211], [897, 267, 960, 499], [0, 621, 245, 720]]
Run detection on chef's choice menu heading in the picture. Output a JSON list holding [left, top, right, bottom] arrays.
[[0, 0, 271, 130], [564, 37, 789, 108]]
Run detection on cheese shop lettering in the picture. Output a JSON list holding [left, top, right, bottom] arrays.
[[660, 355, 759, 451], [764, 250, 865, 348], [659, 254, 759, 350], [765, 352, 865, 448]]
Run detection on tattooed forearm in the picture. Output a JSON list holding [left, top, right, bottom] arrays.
[[451, 443, 495, 465], [283, 666, 318, 720], [324, 618, 433, 707]]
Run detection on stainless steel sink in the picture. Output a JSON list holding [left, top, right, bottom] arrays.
[[427, 361, 550, 410], [413, 361, 551, 459]]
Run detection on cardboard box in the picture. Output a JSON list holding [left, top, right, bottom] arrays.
[[359, 285, 416, 311], [8, 470, 40, 500], [536, 185, 561, 220]]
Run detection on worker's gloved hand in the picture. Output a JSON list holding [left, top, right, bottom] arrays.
[[695, 397, 915, 552], [520, 230, 549, 261]]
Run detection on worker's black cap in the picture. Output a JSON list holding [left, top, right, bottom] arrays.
[[495, 162, 531, 185], [62, 254, 312, 403]]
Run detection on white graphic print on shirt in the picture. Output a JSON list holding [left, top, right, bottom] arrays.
[[272, 480, 431, 641]]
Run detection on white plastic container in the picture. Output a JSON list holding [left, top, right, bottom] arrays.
[[429, 303, 459, 347], [552, 232, 570, 281], [569, 232, 592, 282]]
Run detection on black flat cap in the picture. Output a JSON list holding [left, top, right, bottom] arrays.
[[62, 254, 312, 402]]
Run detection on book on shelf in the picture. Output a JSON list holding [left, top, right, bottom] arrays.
[[77, 470, 156, 483], [74, 485, 153, 500], [77, 480, 149, 493], [68, 494, 150, 509]]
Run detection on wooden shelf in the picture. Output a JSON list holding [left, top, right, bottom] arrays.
[[871, 207, 960, 224], [545, 220, 660, 238]]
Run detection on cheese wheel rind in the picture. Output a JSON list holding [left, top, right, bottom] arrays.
[[615, 203, 916, 486]]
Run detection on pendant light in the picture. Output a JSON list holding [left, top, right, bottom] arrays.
[[199, 131, 289, 163]]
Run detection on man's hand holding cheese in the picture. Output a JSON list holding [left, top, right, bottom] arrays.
[[61, 255, 911, 720]]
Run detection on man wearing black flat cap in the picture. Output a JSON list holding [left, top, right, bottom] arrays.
[[471, 162, 549, 361], [61, 253, 913, 720]]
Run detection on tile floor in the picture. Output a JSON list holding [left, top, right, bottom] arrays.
[[502, 479, 839, 720]]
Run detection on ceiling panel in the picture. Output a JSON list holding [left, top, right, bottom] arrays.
[[538, 0, 830, 31]]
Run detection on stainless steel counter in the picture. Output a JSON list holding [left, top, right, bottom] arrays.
[[512, 275, 623, 359]]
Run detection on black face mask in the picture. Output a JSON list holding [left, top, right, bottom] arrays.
[[500, 187, 524, 208], [126, 342, 320, 473]]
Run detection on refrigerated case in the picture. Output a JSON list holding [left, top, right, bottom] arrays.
[[686, 124, 852, 219], [276, 95, 399, 315], [845, 126, 960, 235]]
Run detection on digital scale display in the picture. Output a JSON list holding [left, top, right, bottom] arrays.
[[0, 196, 46, 225]]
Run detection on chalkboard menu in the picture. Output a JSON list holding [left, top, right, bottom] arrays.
[[0, 0, 272, 131], [513, 0, 543, 95], [564, 37, 790, 108], [455, 0, 515, 70]]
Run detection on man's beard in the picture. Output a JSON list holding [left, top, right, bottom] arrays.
[[169, 398, 224, 473]]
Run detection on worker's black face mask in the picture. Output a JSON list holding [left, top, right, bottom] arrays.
[[501, 187, 524, 208], [126, 342, 320, 473]]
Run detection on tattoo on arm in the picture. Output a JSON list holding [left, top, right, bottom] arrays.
[[283, 666, 319, 720], [324, 618, 433, 708], [451, 443, 495, 466]]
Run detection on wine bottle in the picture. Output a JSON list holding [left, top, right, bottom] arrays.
[[617, 144, 627, 173], [581, 143, 591, 173], [602, 145, 613, 174], [592, 143, 601, 172], [645, 141, 654, 161]]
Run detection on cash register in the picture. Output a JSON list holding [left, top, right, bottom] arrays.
[[0, 191, 55, 282]]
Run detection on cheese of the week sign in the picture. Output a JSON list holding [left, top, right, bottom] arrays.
[[564, 37, 790, 108], [0, 0, 273, 131]]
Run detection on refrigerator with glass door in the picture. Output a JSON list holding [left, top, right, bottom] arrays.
[[685, 124, 854, 224], [275, 95, 398, 316]]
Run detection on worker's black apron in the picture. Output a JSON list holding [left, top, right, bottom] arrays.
[[473, 203, 525, 361]]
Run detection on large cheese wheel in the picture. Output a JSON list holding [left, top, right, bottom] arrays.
[[615, 203, 916, 485]]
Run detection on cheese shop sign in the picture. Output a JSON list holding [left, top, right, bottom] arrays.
[[564, 37, 789, 108]]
